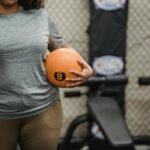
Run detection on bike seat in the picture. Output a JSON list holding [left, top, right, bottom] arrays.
[[87, 96, 133, 147]]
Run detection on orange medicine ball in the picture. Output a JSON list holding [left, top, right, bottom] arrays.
[[44, 48, 83, 88]]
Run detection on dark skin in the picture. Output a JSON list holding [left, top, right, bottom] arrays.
[[0, 0, 18, 14], [0, 0, 94, 87]]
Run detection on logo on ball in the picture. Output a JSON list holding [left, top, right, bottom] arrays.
[[54, 72, 66, 81]]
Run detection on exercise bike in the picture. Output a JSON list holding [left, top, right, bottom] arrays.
[[60, 75, 135, 150]]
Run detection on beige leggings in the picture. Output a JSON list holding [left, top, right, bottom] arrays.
[[0, 100, 63, 150]]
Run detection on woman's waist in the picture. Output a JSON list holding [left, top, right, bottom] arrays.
[[0, 86, 59, 113]]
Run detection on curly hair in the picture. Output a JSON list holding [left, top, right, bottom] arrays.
[[19, 0, 45, 10]]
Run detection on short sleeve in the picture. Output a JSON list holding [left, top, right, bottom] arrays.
[[48, 16, 65, 48]]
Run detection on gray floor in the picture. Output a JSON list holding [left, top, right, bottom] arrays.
[[136, 146, 150, 150], [16, 145, 150, 150], [79, 145, 150, 150]]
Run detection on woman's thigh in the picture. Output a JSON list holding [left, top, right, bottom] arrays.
[[0, 119, 20, 150], [19, 100, 63, 150]]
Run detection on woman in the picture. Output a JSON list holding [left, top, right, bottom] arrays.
[[0, 0, 93, 150]]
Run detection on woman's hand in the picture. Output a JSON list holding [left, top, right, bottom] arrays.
[[66, 58, 93, 87]]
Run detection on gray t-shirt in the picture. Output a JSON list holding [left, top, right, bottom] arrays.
[[0, 8, 65, 119]]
